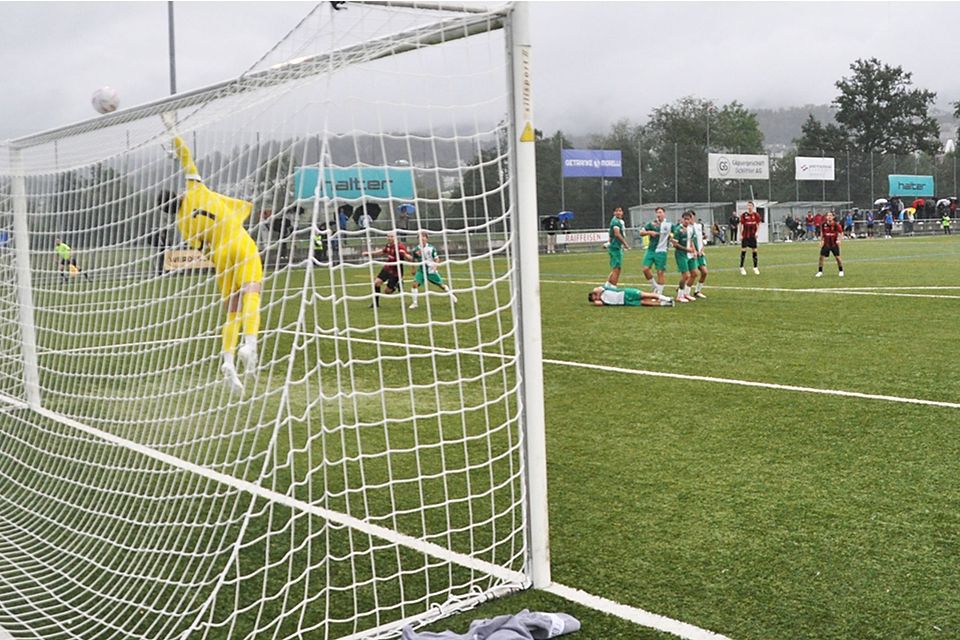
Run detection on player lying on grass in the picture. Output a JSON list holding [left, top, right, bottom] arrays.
[[408, 230, 457, 309], [159, 115, 263, 394], [587, 285, 674, 307], [362, 231, 412, 308], [54, 238, 91, 282]]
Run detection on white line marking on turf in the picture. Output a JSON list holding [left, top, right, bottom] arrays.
[[703, 285, 960, 300], [543, 358, 960, 410], [546, 583, 731, 640], [541, 279, 960, 300]]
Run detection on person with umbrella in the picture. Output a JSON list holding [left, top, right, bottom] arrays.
[[397, 203, 415, 231], [557, 211, 573, 253]]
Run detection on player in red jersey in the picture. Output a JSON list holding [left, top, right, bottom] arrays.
[[738, 201, 762, 275], [363, 231, 412, 307], [815, 212, 844, 278]]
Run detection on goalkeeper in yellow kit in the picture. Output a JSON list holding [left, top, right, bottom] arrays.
[[160, 124, 263, 394]]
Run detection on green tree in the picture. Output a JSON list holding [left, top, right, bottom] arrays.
[[794, 114, 850, 153], [833, 58, 940, 154], [641, 97, 765, 204]]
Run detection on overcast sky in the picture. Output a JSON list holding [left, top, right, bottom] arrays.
[[3, 1, 960, 141]]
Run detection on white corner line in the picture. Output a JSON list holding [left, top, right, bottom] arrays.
[[545, 582, 732, 640], [543, 358, 960, 410]]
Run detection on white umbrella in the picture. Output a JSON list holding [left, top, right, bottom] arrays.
[[938, 198, 951, 207], [873, 198, 888, 206]]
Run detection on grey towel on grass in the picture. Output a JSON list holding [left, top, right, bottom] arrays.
[[401, 610, 580, 640]]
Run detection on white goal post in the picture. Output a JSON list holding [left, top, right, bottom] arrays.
[[0, 2, 548, 639]]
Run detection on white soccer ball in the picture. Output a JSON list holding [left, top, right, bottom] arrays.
[[91, 86, 120, 114]]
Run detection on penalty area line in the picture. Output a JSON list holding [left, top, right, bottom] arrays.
[[543, 358, 960, 410], [545, 583, 731, 640]]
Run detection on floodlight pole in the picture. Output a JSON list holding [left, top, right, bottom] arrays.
[[168, 1, 178, 95], [560, 145, 565, 211], [706, 106, 711, 205]]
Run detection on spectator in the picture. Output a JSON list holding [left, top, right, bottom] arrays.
[[728, 211, 739, 243], [804, 211, 815, 240], [272, 207, 298, 264], [891, 197, 904, 218], [784, 215, 798, 242], [558, 217, 571, 252], [865, 210, 875, 237], [711, 222, 726, 244], [542, 215, 559, 254], [330, 211, 343, 261], [843, 211, 854, 238], [905, 207, 916, 235], [397, 203, 415, 231], [313, 223, 329, 265], [338, 204, 353, 249], [883, 209, 894, 238], [813, 211, 824, 238]]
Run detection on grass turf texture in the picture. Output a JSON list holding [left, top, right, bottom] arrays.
[[425, 235, 960, 639], [0, 234, 957, 639]]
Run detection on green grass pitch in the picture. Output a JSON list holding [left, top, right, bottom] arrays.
[[1, 234, 958, 639], [428, 234, 960, 639]]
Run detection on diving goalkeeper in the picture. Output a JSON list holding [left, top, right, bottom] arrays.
[[159, 123, 263, 394]]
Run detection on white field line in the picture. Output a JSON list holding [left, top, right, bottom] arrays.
[[544, 357, 960, 410], [702, 285, 960, 301], [542, 278, 960, 300], [546, 583, 731, 640], [43, 324, 960, 410]]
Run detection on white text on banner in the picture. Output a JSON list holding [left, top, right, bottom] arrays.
[[708, 153, 769, 180], [795, 156, 836, 181]]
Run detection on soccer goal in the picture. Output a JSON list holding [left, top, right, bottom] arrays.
[[0, 2, 548, 639]]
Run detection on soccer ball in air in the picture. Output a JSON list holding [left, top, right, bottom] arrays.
[[91, 86, 120, 114]]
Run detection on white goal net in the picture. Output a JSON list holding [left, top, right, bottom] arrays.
[[0, 2, 548, 639]]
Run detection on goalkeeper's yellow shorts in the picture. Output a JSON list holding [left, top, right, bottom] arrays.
[[213, 231, 263, 300]]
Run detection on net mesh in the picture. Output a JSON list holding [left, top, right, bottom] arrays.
[[0, 3, 528, 638]]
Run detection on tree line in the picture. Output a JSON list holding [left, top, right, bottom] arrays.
[[524, 58, 959, 227]]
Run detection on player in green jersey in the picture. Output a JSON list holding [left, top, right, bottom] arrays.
[[605, 206, 630, 286], [408, 231, 458, 309], [639, 206, 672, 295], [691, 216, 708, 299], [670, 212, 698, 303]]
